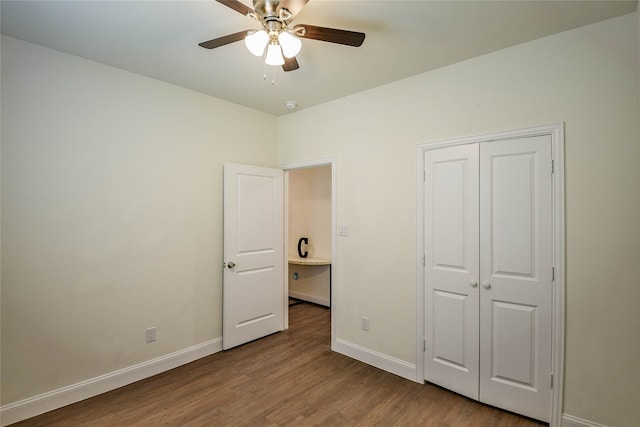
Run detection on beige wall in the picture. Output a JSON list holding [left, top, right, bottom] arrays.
[[0, 36, 278, 405], [278, 12, 640, 427], [288, 167, 332, 260]]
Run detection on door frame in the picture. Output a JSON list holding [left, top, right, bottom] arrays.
[[280, 158, 337, 347], [416, 123, 565, 427]]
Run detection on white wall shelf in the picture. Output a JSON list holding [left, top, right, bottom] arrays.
[[288, 257, 331, 266]]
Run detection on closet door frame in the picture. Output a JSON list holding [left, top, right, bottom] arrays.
[[416, 123, 565, 427]]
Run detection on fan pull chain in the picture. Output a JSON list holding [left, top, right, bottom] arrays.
[[261, 63, 277, 86]]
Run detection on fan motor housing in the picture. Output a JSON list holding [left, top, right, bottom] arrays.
[[253, 0, 281, 17]]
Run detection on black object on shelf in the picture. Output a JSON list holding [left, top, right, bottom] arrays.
[[297, 237, 309, 258]]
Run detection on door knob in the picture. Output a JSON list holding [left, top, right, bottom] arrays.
[[470, 281, 478, 288], [227, 261, 236, 269], [482, 282, 491, 289]]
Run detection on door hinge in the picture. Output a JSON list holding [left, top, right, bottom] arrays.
[[552, 266, 555, 281], [551, 159, 555, 174], [550, 372, 554, 388], [423, 170, 426, 182], [422, 255, 426, 266], [423, 339, 426, 352]]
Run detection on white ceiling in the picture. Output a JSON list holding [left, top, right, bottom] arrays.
[[1, 0, 637, 116]]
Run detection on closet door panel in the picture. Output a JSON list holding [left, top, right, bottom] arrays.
[[491, 300, 536, 386], [479, 136, 553, 422], [424, 144, 479, 400]]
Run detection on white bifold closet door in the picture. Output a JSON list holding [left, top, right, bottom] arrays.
[[424, 136, 553, 422]]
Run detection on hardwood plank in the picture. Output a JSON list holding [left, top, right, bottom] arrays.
[[10, 303, 546, 426]]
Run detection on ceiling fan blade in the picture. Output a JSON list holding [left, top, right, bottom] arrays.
[[199, 30, 250, 49], [282, 56, 300, 72], [215, 0, 255, 17], [277, 0, 309, 20], [295, 24, 365, 47]]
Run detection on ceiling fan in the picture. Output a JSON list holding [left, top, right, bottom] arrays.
[[199, 0, 366, 72]]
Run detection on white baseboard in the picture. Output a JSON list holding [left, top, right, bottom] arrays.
[[562, 414, 609, 427], [333, 338, 417, 382], [289, 291, 330, 307], [0, 338, 223, 426]]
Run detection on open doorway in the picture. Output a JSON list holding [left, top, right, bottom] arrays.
[[283, 160, 335, 343]]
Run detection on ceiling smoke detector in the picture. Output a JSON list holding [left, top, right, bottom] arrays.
[[284, 100, 297, 110]]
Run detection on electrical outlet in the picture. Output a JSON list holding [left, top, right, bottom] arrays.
[[361, 317, 369, 332], [146, 327, 157, 343]]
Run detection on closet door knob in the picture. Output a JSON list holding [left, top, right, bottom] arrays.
[[226, 261, 236, 269], [482, 282, 491, 290], [470, 281, 478, 288]]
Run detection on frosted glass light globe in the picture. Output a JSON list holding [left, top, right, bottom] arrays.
[[278, 31, 301, 58], [265, 43, 285, 66], [245, 30, 269, 56]]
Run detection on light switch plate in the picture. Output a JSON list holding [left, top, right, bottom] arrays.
[[338, 225, 349, 237]]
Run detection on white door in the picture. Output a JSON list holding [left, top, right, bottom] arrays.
[[424, 144, 480, 400], [479, 136, 553, 422], [424, 135, 553, 422], [223, 163, 284, 350]]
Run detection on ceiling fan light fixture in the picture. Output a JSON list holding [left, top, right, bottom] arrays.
[[245, 29, 269, 56], [201, 0, 366, 75], [278, 31, 302, 58], [265, 42, 285, 66], [264, 43, 284, 65]]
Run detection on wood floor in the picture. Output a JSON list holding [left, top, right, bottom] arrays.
[[12, 302, 547, 426]]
